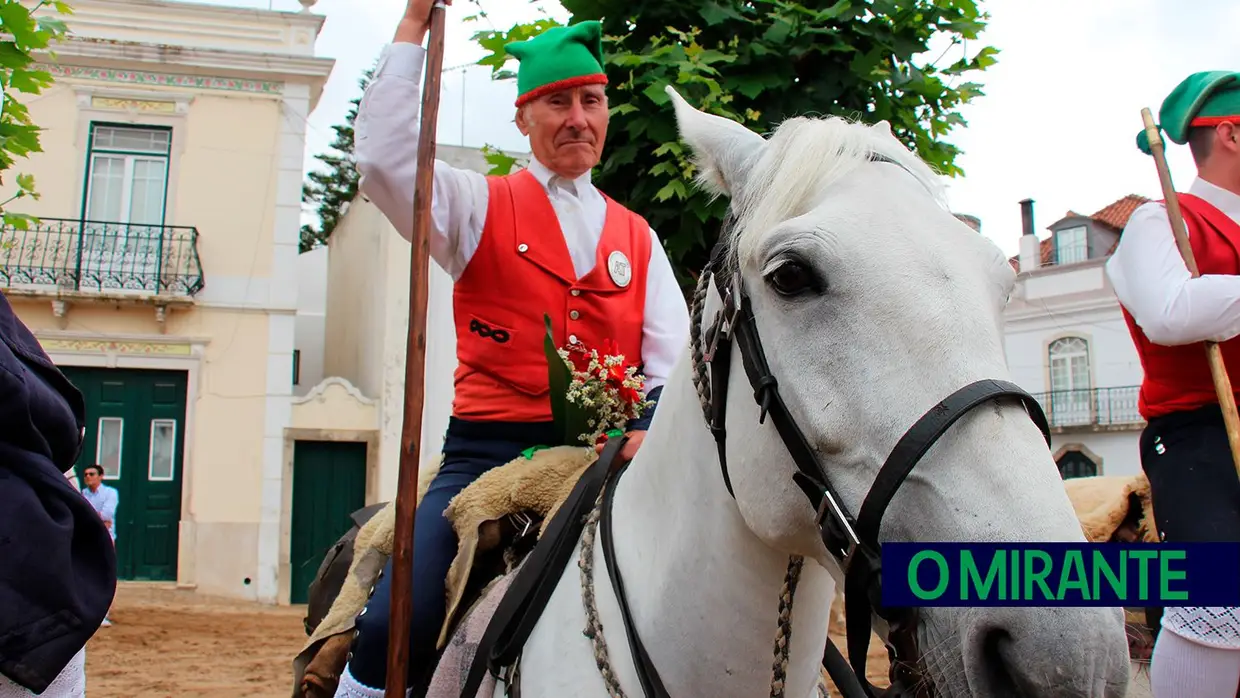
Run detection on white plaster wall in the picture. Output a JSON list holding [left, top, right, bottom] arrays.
[[1003, 301, 1144, 394], [1023, 263, 1107, 301], [374, 219, 457, 504], [1053, 431, 1142, 478], [294, 246, 329, 396]]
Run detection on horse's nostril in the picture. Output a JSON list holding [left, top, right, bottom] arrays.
[[980, 627, 1021, 694]]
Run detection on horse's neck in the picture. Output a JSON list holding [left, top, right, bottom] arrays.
[[607, 370, 836, 696]]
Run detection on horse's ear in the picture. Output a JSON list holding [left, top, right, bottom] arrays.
[[664, 85, 766, 199]]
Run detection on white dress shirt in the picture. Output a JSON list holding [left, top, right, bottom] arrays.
[[1106, 177, 1240, 346], [354, 42, 690, 393]]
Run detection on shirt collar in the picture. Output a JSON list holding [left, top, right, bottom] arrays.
[[525, 157, 593, 198], [1190, 176, 1240, 222]]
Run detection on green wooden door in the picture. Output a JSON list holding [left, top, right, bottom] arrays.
[[290, 440, 367, 605], [60, 366, 187, 581]]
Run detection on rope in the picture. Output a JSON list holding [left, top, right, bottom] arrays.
[[689, 266, 715, 425], [576, 477, 805, 698], [578, 487, 628, 698], [770, 555, 805, 698]]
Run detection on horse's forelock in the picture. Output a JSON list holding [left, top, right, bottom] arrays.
[[726, 116, 948, 268]]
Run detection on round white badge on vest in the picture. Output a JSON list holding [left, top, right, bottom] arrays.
[[608, 250, 631, 288]]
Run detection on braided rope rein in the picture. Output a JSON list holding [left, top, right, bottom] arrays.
[[577, 481, 807, 698]]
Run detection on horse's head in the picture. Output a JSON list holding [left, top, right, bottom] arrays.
[[666, 87, 1130, 696]]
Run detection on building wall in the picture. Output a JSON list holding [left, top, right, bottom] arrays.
[[295, 247, 329, 396], [320, 197, 457, 505], [0, 0, 334, 602], [1051, 432, 1141, 478], [317, 145, 529, 504], [1003, 237, 1145, 480]]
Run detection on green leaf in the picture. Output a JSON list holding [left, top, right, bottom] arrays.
[[642, 81, 670, 107], [0, 43, 32, 71], [8, 67, 52, 93], [15, 172, 35, 192], [543, 313, 572, 445], [3, 211, 38, 230], [0, 2, 38, 48]]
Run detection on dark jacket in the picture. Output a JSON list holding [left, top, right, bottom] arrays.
[[0, 290, 116, 693]]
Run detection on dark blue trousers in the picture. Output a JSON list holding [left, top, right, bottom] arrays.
[[346, 417, 558, 688]]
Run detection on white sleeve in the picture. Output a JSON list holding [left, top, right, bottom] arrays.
[[1106, 201, 1240, 345], [639, 227, 691, 393], [354, 42, 490, 280]]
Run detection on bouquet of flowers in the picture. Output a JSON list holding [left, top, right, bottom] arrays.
[[543, 313, 654, 448]]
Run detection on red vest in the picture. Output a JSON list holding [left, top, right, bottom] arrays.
[[1120, 193, 1240, 419], [451, 169, 652, 422]]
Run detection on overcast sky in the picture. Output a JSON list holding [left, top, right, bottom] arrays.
[[220, 0, 1238, 258]]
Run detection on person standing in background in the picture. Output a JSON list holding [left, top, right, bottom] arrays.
[[80, 463, 119, 627]]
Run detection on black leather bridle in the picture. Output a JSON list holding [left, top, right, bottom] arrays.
[[692, 174, 1053, 697]]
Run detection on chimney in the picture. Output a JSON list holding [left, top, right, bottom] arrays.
[[1018, 198, 1040, 273], [954, 213, 982, 233]]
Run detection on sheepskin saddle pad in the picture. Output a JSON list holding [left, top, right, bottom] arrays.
[[293, 444, 597, 698], [1061, 473, 1159, 544]]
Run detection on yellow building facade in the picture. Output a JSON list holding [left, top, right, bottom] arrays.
[[0, 0, 334, 604]]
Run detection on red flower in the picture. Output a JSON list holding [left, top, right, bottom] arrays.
[[564, 343, 592, 373], [618, 384, 641, 406]]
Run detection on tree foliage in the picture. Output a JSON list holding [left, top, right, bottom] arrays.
[[468, 0, 998, 289], [300, 66, 375, 253], [0, 0, 73, 232]]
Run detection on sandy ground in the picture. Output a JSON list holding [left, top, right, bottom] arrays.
[[83, 582, 1150, 697], [84, 583, 308, 697]]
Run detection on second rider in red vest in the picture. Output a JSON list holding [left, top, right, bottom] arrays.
[[1108, 70, 1240, 698], [330, 0, 691, 695]]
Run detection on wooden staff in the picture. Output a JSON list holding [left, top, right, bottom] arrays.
[[1140, 108, 1240, 476], [387, 1, 449, 693]]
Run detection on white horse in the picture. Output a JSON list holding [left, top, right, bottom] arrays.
[[452, 88, 1132, 698]]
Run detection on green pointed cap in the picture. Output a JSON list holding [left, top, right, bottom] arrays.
[[506, 21, 608, 107], [1137, 71, 1240, 155]]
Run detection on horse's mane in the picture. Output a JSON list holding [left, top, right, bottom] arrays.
[[720, 115, 950, 268]]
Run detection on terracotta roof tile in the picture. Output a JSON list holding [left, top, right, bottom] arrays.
[[1090, 194, 1152, 230]]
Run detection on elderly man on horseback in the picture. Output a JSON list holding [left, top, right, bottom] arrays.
[[1108, 71, 1240, 697], [332, 0, 690, 694]]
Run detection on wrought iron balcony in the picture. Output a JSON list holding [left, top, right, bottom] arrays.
[[0, 217, 204, 297], [1032, 386, 1144, 429]]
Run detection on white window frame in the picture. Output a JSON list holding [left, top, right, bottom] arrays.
[[147, 418, 178, 482], [1055, 225, 1088, 265], [1048, 337, 1092, 427], [95, 416, 124, 480], [82, 124, 172, 227]]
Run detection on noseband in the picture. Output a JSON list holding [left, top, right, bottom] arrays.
[[690, 171, 1052, 697]]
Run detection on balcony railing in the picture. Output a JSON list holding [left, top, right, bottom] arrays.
[[1032, 386, 1143, 429], [0, 217, 204, 297]]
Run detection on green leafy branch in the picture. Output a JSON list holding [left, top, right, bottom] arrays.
[[0, 0, 73, 230]]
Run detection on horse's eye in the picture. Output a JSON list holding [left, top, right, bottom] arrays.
[[765, 259, 819, 296]]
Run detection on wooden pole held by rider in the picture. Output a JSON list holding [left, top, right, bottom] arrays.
[[1140, 107, 1240, 477], [387, 1, 448, 693]]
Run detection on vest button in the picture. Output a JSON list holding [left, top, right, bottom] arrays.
[[569, 310, 580, 320], [570, 289, 580, 297], [569, 334, 579, 344], [517, 243, 529, 253]]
